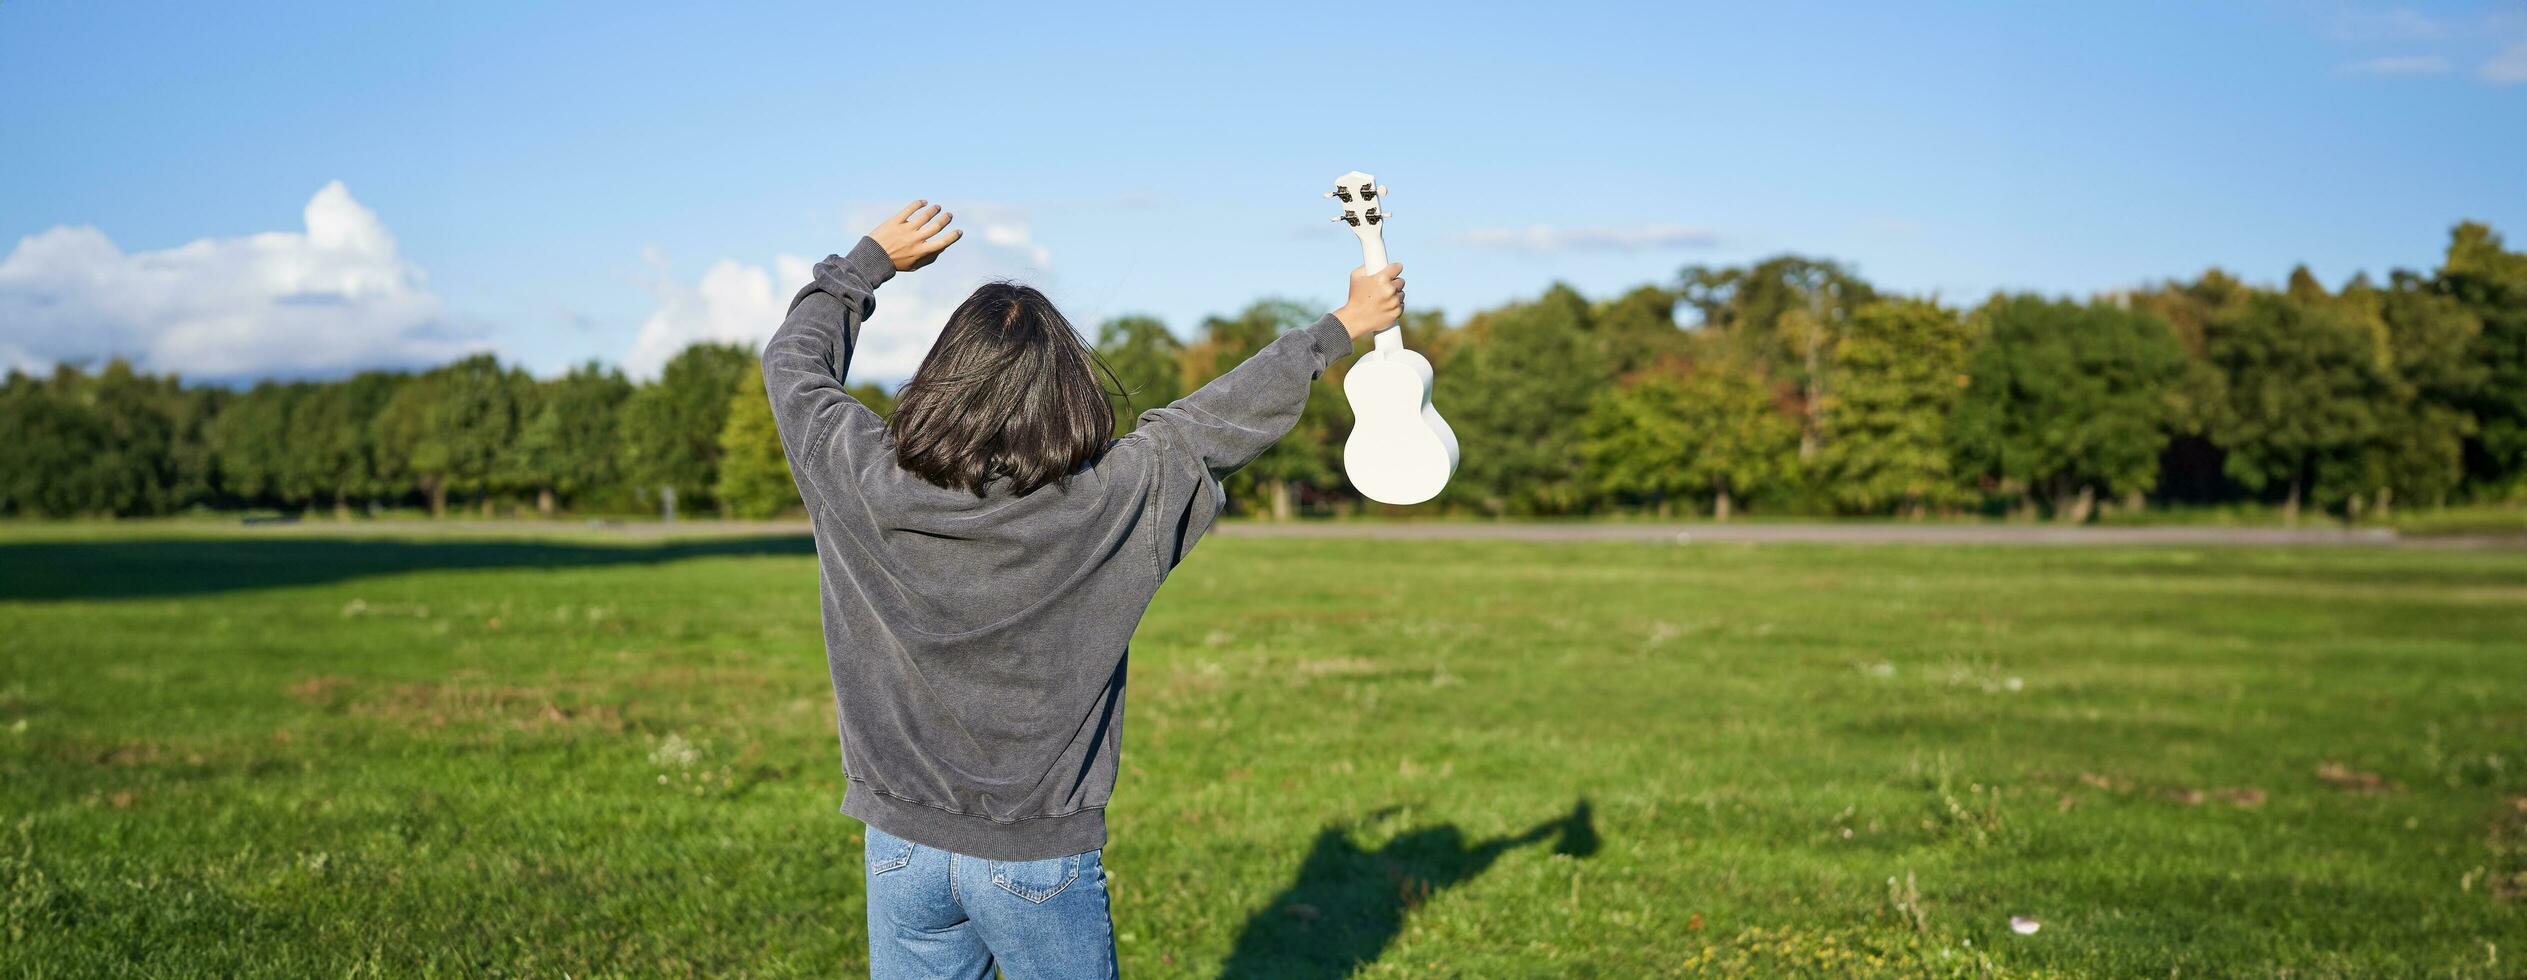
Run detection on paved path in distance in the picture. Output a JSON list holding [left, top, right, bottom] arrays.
[[212, 517, 2518, 549], [1215, 520, 2520, 549]]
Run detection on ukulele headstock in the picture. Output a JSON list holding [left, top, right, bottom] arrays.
[[1325, 170, 1389, 242]]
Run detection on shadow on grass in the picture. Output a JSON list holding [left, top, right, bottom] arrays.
[[1220, 799, 1598, 979], [0, 534, 815, 601]]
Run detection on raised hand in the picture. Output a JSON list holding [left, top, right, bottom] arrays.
[[868, 201, 963, 272], [1335, 262, 1405, 340]]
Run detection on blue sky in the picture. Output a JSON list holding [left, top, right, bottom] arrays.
[[3, 0, 2523, 383]]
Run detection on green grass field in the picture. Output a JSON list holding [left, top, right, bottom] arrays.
[[4, 525, 2524, 977]]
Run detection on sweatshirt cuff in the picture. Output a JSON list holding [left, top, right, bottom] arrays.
[[833, 236, 897, 289], [1305, 313, 1356, 365]]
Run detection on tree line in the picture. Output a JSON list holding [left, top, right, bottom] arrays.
[[5, 222, 2523, 523]]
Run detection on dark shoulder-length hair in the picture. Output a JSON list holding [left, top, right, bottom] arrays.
[[889, 282, 1114, 497]]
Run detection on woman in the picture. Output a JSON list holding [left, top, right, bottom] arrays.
[[762, 200, 1402, 978]]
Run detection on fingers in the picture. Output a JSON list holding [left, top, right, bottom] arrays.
[[1345, 262, 1405, 323], [917, 207, 954, 238], [891, 200, 926, 223], [924, 228, 964, 254]]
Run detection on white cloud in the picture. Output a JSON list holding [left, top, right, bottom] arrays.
[[2328, 7, 2454, 42], [0, 181, 476, 381], [0, 338, 42, 375], [1456, 223, 1720, 253], [623, 250, 815, 380], [981, 219, 1053, 268], [625, 203, 1054, 383], [2481, 42, 2527, 84], [2322, 7, 2527, 86], [2339, 54, 2451, 75]]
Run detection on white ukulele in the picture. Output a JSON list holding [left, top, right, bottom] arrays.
[[1326, 171, 1459, 505]]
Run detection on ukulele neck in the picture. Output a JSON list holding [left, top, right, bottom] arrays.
[[1330, 170, 1404, 354], [1356, 230, 1402, 353]]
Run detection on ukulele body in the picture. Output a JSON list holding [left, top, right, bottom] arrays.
[[1342, 345, 1459, 505]]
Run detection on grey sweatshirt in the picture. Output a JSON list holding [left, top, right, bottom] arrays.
[[763, 237, 1355, 861]]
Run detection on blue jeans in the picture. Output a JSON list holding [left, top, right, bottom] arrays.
[[863, 824, 1119, 979]]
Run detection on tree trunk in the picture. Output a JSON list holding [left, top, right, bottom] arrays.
[[1713, 487, 1733, 523], [1797, 419, 1818, 460], [1798, 313, 1826, 461], [1798, 381, 1821, 461], [428, 481, 448, 519], [333, 492, 351, 521], [1269, 480, 1294, 521], [2375, 487, 2393, 520], [537, 487, 556, 517], [660, 486, 678, 523], [2058, 486, 2096, 525], [480, 495, 495, 519], [2281, 476, 2302, 527], [2121, 490, 2145, 515]]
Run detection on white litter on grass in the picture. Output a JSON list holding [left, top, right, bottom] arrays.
[[1973, 674, 2027, 693], [2010, 916, 2042, 935], [649, 732, 702, 769]]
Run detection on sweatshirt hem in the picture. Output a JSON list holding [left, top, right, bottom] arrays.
[[842, 781, 1109, 861], [838, 236, 897, 288], [1305, 313, 1354, 365]]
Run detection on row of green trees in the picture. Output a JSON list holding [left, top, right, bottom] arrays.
[[0, 342, 882, 521], [1103, 221, 2524, 522], [5, 222, 2524, 522]]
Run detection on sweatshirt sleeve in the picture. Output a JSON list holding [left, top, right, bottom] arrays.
[[1125, 313, 1355, 570], [762, 237, 897, 494]]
